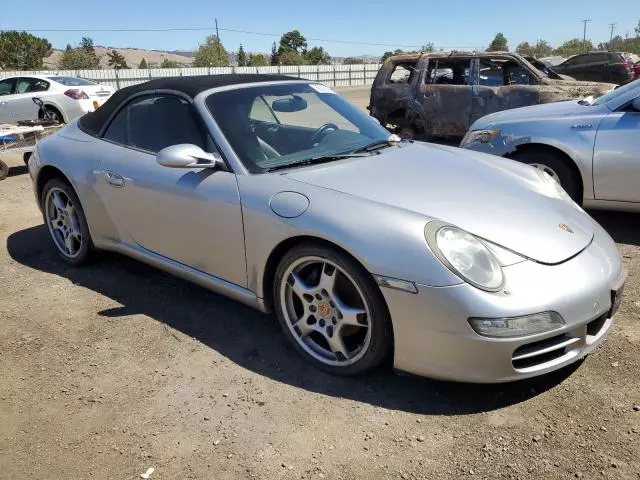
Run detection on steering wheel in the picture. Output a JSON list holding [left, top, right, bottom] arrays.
[[311, 123, 339, 145]]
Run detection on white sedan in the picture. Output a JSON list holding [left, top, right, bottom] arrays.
[[0, 75, 113, 124]]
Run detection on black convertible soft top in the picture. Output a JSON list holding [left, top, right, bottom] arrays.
[[78, 74, 297, 136]]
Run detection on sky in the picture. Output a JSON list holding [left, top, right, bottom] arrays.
[[2, 0, 638, 57]]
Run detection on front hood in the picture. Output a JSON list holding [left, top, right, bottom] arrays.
[[474, 100, 611, 128], [287, 143, 594, 264], [477, 100, 588, 126]]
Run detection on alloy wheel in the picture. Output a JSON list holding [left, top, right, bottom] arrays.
[[530, 163, 561, 184], [279, 256, 372, 367], [45, 187, 83, 258]]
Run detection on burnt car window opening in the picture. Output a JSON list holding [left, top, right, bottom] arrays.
[[479, 58, 535, 86], [206, 83, 390, 173], [387, 62, 418, 84], [103, 94, 208, 154], [425, 58, 471, 85]]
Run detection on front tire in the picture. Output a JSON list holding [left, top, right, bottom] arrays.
[[41, 178, 94, 265], [510, 150, 581, 203], [273, 243, 392, 375]]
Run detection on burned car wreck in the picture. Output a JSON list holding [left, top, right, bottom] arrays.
[[369, 52, 615, 139]]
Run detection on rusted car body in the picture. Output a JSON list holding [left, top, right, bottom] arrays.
[[369, 52, 615, 139]]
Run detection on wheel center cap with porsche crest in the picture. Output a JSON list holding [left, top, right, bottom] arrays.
[[318, 303, 332, 317], [559, 223, 574, 233]]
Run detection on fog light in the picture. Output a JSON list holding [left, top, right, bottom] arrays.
[[468, 312, 564, 338]]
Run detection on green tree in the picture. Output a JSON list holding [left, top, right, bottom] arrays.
[[138, 57, 148, 69], [237, 44, 247, 66], [107, 49, 129, 69], [635, 19, 640, 37], [58, 47, 100, 70], [248, 53, 268, 66], [343, 57, 365, 64], [534, 40, 553, 58], [380, 49, 404, 63], [554, 38, 593, 57], [270, 42, 279, 65], [304, 46, 330, 65], [0, 31, 52, 70], [487, 33, 508, 52], [278, 50, 304, 65], [421, 42, 434, 52], [193, 35, 229, 67], [515, 42, 534, 56], [79, 37, 100, 67], [278, 30, 307, 55], [161, 58, 179, 68]]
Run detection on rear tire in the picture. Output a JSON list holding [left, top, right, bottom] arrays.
[[510, 150, 581, 203], [0, 161, 8, 181], [41, 178, 94, 265], [39, 106, 64, 125]]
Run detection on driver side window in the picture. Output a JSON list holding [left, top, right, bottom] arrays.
[[103, 94, 210, 154]]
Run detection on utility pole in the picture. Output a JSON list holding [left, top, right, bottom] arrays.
[[609, 23, 617, 42], [582, 19, 591, 52], [215, 18, 222, 64]]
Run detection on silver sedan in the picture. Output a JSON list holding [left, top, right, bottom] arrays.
[[28, 75, 625, 383], [460, 79, 640, 210]]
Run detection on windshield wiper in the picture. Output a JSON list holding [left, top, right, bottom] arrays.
[[265, 153, 370, 173]]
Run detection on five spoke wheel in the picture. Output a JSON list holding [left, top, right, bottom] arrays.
[[280, 256, 372, 367], [42, 179, 92, 264]]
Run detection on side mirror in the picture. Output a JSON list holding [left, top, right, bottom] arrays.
[[272, 95, 308, 113], [156, 144, 221, 169], [632, 97, 640, 112]]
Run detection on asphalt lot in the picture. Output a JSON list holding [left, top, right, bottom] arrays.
[[1, 87, 639, 479]]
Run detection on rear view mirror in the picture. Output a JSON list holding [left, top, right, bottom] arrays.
[[272, 95, 307, 113], [157, 144, 221, 169], [632, 97, 640, 112]]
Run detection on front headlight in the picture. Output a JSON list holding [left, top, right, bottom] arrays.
[[460, 129, 501, 146], [425, 222, 505, 292]]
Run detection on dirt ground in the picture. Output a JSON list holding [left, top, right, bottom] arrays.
[[0, 154, 639, 480]]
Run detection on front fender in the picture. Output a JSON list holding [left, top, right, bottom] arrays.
[[237, 175, 462, 300]]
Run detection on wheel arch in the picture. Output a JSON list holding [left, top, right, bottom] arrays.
[[261, 235, 389, 316], [36, 165, 74, 206], [506, 142, 585, 201], [41, 101, 67, 123]]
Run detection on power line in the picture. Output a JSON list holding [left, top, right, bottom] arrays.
[[0, 25, 482, 50]]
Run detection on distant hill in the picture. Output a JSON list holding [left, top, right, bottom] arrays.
[[44, 46, 195, 69]]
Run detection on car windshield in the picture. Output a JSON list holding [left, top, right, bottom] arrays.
[[206, 83, 391, 173], [49, 76, 97, 86], [591, 78, 640, 106]]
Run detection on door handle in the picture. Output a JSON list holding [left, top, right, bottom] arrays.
[[571, 124, 593, 130], [94, 170, 127, 188], [0, 101, 7, 106]]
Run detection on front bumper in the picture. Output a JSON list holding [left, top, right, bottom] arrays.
[[383, 222, 625, 383]]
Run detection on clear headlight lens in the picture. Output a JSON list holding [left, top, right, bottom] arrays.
[[468, 311, 565, 338], [461, 129, 501, 146], [428, 224, 504, 291]]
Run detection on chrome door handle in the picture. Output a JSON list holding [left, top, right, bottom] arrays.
[[0, 101, 7, 106], [94, 170, 127, 188], [571, 124, 593, 129]]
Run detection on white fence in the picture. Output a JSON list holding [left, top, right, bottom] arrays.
[[1, 64, 382, 90]]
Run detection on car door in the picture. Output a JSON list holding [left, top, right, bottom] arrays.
[[470, 56, 540, 127], [0, 78, 17, 123], [593, 97, 640, 203], [370, 59, 419, 126], [557, 55, 591, 82], [6, 78, 50, 121], [92, 93, 247, 287], [421, 57, 473, 137]]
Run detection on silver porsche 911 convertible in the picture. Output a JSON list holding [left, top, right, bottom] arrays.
[[28, 75, 626, 383]]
